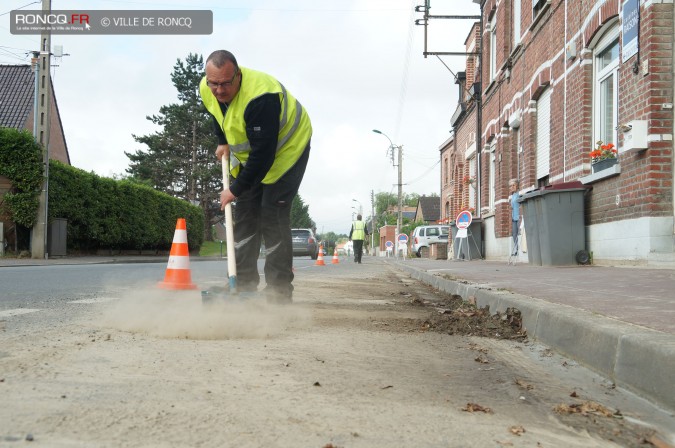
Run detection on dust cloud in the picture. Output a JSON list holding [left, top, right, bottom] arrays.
[[100, 286, 311, 340]]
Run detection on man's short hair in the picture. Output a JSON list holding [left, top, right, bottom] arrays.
[[357, 214, 362, 220], [206, 50, 238, 71], [509, 178, 519, 186]]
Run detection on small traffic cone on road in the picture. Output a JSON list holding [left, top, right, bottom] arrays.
[[331, 248, 339, 264], [158, 218, 197, 290], [315, 246, 326, 266]]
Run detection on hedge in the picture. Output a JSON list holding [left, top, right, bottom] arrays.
[[48, 160, 204, 252], [0, 128, 43, 227]]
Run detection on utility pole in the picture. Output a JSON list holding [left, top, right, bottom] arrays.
[[372, 129, 403, 256], [370, 189, 375, 255], [32, 0, 52, 259], [373, 129, 403, 257], [396, 144, 403, 256]]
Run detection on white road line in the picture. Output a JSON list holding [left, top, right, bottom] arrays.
[[0, 308, 41, 318], [68, 297, 121, 304]]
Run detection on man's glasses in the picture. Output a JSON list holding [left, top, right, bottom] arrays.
[[206, 70, 240, 89]]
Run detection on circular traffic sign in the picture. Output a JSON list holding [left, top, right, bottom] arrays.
[[397, 233, 408, 243], [455, 210, 473, 229], [385, 240, 394, 248]]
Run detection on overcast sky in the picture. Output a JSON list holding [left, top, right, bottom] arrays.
[[1, 0, 479, 235]]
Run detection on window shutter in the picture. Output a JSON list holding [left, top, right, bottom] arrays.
[[536, 88, 551, 179]]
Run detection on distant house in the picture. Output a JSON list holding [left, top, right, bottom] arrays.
[[414, 195, 440, 224], [384, 205, 416, 221], [0, 63, 71, 246], [0, 64, 70, 163]]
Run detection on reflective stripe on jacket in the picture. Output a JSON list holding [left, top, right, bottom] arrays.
[[200, 67, 312, 184]]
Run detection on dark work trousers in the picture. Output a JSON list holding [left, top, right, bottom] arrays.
[[233, 142, 310, 297], [353, 240, 364, 263]]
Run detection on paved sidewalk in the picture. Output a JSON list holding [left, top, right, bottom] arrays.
[[394, 258, 675, 334], [387, 257, 675, 413]]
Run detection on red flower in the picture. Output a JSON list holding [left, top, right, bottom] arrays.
[[590, 141, 617, 163]]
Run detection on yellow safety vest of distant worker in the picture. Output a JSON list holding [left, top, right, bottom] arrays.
[[351, 220, 366, 240], [199, 67, 312, 184]]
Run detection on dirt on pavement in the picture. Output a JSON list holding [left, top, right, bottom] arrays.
[[1, 262, 672, 447]]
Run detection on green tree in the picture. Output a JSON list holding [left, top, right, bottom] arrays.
[[369, 191, 439, 247], [290, 194, 315, 229], [125, 53, 220, 240]]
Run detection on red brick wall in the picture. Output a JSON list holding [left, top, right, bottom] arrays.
[[22, 85, 70, 165], [467, 0, 673, 238]]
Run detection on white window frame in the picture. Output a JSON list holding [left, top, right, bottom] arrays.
[[469, 156, 476, 210], [513, 0, 521, 47], [536, 88, 552, 180], [488, 143, 496, 211], [593, 24, 620, 148], [532, 0, 549, 22], [489, 14, 497, 82]]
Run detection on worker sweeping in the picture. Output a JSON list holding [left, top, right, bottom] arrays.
[[200, 50, 312, 304]]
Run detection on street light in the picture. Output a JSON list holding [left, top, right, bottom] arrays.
[[372, 129, 403, 257], [352, 198, 362, 215]]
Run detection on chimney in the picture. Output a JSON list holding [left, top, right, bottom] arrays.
[[465, 23, 481, 88]]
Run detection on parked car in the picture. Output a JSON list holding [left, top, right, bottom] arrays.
[[411, 225, 450, 257], [291, 228, 318, 260]]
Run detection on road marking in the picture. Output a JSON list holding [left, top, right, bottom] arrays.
[[68, 297, 120, 304], [0, 308, 41, 318]]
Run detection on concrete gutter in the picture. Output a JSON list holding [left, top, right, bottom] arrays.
[[393, 262, 675, 413]]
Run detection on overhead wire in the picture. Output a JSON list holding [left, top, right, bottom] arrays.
[[0, 46, 29, 63], [0, 1, 40, 16], [393, 0, 416, 143], [406, 160, 440, 185]]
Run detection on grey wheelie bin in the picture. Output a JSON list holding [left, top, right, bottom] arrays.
[[450, 217, 483, 260], [518, 194, 542, 265], [518, 183, 589, 266]]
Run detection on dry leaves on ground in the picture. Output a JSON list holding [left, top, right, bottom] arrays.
[[514, 378, 534, 390], [509, 425, 526, 436], [462, 402, 493, 414], [553, 401, 619, 418]]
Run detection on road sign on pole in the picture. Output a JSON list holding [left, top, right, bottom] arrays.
[[455, 210, 473, 229], [385, 240, 394, 257], [396, 234, 408, 259]]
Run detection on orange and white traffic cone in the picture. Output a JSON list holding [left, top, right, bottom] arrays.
[[331, 248, 339, 264], [315, 246, 326, 266], [158, 218, 197, 290]]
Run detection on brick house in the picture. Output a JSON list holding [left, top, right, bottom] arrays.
[[0, 64, 71, 248], [442, 0, 674, 263]]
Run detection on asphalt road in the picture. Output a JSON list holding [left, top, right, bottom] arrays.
[[1, 258, 674, 447]]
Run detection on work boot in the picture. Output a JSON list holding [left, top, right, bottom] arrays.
[[264, 287, 293, 305]]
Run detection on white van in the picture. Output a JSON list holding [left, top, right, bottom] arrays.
[[411, 225, 450, 257]]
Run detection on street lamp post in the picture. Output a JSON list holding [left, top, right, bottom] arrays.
[[372, 129, 403, 257], [351, 198, 362, 215]]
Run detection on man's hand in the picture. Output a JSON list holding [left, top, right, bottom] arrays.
[[220, 188, 236, 210], [215, 144, 230, 161]]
